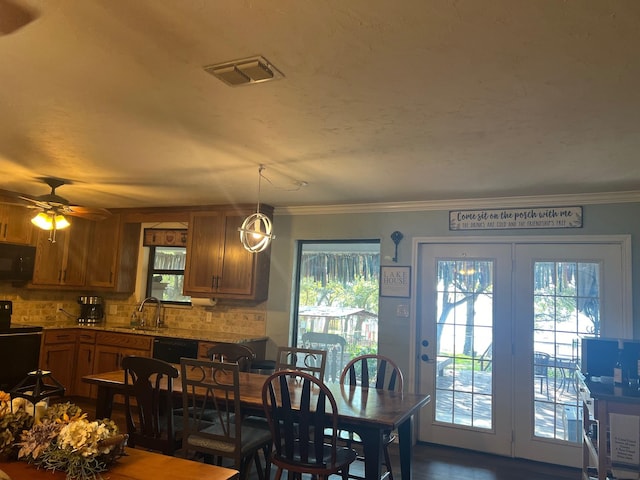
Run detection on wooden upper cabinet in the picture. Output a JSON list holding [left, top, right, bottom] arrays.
[[85, 214, 121, 287], [85, 215, 140, 292], [31, 217, 91, 286], [0, 203, 34, 245], [183, 206, 272, 301]]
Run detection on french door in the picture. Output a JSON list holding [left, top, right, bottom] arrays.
[[415, 237, 630, 466]]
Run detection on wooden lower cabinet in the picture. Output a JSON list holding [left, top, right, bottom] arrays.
[[93, 332, 153, 373], [41, 329, 154, 400], [74, 331, 97, 398], [40, 329, 78, 396]]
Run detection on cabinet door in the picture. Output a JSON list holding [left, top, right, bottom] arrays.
[[63, 218, 90, 286], [32, 218, 90, 286], [0, 204, 33, 244], [32, 229, 67, 284], [184, 211, 224, 295], [74, 343, 95, 398], [184, 209, 271, 300], [217, 212, 260, 296], [86, 215, 121, 288], [94, 344, 151, 373], [40, 343, 76, 395]]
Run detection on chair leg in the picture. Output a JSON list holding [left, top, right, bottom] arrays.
[[383, 445, 394, 480]]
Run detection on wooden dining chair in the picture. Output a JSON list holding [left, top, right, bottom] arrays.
[[275, 346, 328, 379], [340, 354, 404, 480], [206, 342, 256, 372], [122, 355, 182, 456], [179, 358, 272, 480], [262, 369, 357, 480]]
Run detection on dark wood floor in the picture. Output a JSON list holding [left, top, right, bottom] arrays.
[[66, 396, 580, 480]]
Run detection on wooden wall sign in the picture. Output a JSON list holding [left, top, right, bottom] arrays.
[[449, 206, 583, 231], [143, 229, 188, 246]]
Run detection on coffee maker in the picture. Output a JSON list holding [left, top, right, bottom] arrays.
[[77, 296, 104, 324]]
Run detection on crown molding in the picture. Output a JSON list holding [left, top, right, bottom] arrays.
[[274, 191, 640, 216]]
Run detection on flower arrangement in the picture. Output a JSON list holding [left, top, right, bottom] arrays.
[[0, 392, 125, 480], [0, 391, 34, 460]]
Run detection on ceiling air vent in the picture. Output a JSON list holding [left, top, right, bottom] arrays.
[[204, 55, 284, 87]]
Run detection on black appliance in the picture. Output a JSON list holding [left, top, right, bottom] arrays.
[[0, 300, 43, 391], [153, 337, 198, 364], [77, 295, 104, 324], [0, 243, 36, 282], [581, 337, 619, 379]]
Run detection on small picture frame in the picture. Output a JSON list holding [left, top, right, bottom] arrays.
[[380, 266, 411, 298]]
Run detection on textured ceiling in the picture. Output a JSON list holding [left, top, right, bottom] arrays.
[[1, 0, 639, 210]]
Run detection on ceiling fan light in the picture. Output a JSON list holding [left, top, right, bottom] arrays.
[[31, 212, 70, 230], [53, 214, 70, 229], [31, 212, 53, 230]]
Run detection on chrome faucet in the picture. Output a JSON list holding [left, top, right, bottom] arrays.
[[137, 296, 163, 328]]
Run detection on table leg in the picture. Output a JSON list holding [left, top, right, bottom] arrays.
[[357, 426, 384, 480], [398, 416, 413, 480], [95, 385, 115, 419]]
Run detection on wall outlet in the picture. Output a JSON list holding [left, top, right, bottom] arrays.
[[56, 303, 63, 312], [109, 305, 118, 315], [205, 312, 212, 323]]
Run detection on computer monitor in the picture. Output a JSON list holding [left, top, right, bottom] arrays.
[[581, 337, 619, 379]]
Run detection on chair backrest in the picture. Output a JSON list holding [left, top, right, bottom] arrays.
[[275, 346, 328, 379], [179, 358, 242, 458], [301, 332, 347, 382], [340, 354, 404, 392], [122, 355, 179, 455], [262, 369, 341, 473], [206, 342, 256, 372], [534, 352, 550, 376]]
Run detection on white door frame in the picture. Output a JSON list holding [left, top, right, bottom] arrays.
[[408, 235, 632, 463]]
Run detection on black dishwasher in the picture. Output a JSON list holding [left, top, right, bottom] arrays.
[[152, 337, 198, 363]]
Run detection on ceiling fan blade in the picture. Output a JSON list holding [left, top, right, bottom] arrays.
[[0, 0, 37, 36], [66, 205, 112, 221], [17, 195, 52, 210]]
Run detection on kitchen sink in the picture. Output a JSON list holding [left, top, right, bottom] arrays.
[[113, 325, 162, 333]]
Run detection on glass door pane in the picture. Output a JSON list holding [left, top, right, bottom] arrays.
[[532, 262, 599, 442], [294, 241, 380, 382], [418, 243, 513, 456], [435, 259, 494, 429]]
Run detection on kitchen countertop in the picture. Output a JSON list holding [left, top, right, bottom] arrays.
[[38, 322, 268, 344]]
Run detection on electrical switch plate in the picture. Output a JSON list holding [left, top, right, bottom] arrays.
[[396, 304, 409, 317], [109, 305, 118, 315]]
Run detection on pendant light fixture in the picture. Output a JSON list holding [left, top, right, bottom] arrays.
[[239, 165, 275, 253]]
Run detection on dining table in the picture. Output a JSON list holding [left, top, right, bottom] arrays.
[[0, 445, 239, 480], [82, 368, 431, 480]]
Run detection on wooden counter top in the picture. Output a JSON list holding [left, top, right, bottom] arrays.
[[38, 322, 267, 344]]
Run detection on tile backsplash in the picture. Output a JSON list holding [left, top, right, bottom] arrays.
[[0, 288, 267, 337]]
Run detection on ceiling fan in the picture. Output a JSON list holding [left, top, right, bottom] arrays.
[[1, 177, 111, 242]]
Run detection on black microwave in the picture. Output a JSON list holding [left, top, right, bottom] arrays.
[[0, 243, 36, 282]]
